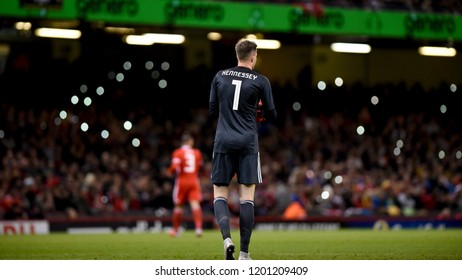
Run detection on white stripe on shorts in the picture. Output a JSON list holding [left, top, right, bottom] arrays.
[[257, 152, 262, 183]]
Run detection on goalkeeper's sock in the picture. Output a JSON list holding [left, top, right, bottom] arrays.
[[214, 197, 231, 240], [239, 200, 254, 253]]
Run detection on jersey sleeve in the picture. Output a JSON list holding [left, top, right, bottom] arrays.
[[209, 74, 219, 118], [168, 149, 182, 175], [260, 76, 277, 120]]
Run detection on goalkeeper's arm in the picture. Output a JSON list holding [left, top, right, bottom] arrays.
[[265, 108, 277, 122]]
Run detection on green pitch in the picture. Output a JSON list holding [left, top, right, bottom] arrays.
[[1, 229, 461, 260]]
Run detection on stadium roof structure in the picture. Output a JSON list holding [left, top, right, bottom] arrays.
[[0, 0, 461, 47]]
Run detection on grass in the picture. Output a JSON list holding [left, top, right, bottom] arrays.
[[1, 229, 461, 260]]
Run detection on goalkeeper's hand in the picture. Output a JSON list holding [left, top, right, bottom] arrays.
[[256, 99, 265, 122]]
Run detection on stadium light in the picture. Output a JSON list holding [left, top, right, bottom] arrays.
[[207, 32, 222, 41], [15, 21, 32, 31], [124, 35, 154, 45], [251, 39, 281, 50], [35, 28, 81, 39], [104, 26, 135, 35], [125, 33, 185, 45], [142, 33, 185, 44], [244, 35, 281, 50], [418, 46, 457, 57], [330, 42, 371, 54]]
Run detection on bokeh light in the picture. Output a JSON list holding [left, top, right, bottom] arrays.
[[71, 95, 79, 105], [101, 130, 109, 139], [145, 61, 154, 70], [161, 62, 170, 71], [371, 96, 379, 105], [80, 84, 88, 93], [80, 122, 89, 132], [83, 97, 92, 106], [440, 104, 447, 114], [124, 120, 133, 131], [151, 70, 160, 79], [116, 73, 124, 82], [96, 86, 104, 96], [132, 138, 141, 147], [159, 79, 167, 89], [59, 110, 67, 120], [292, 102, 301, 111], [123, 61, 132, 71]]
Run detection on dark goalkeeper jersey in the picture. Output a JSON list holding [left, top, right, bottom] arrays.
[[209, 66, 276, 154]]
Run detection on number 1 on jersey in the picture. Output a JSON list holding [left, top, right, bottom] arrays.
[[232, 79, 242, 110]]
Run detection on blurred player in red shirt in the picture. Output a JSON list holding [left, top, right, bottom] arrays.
[[168, 133, 204, 237]]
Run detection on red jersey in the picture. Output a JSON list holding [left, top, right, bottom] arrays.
[[169, 145, 204, 205]]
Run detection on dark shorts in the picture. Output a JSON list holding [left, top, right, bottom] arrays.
[[211, 152, 262, 186]]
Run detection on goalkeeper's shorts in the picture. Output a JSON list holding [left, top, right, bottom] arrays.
[[211, 152, 262, 185]]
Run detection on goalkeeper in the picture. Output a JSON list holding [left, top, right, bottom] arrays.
[[209, 38, 277, 260]]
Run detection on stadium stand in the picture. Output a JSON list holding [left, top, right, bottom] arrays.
[[0, 51, 461, 222], [0, 0, 461, 226]]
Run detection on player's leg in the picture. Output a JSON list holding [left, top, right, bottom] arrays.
[[189, 200, 203, 237], [238, 184, 255, 260], [214, 185, 235, 259], [214, 185, 231, 239], [170, 204, 182, 237], [236, 153, 260, 260], [189, 181, 204, 237], [211, 152, 236, 259], [170, 182, 184, 237]]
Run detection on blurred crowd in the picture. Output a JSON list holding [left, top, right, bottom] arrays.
[[0, 45, 461, 222]]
